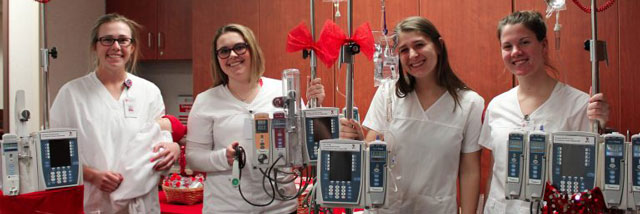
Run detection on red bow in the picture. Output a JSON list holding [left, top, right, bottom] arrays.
[[286, 22, 334, 68], [318, 20, 375, 66], [286, 20, 375, 68], [542, 181, 607, 213]]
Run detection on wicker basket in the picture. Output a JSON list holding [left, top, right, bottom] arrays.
[[161, 145, 205, 205], [162, 184, 204, 205]]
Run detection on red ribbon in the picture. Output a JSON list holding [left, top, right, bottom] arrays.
[[542, 181, 608, 213], [286, 22, 334, 68], [317, 20, 375, 66], [286, 20, 375, 68]]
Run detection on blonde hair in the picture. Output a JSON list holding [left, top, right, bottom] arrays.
[[89, 13, 141, 73]]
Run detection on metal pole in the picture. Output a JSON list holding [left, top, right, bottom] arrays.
[[40, 4, 50, 130], [344, 0, 354, 120], [345, 1, 354, 213], [590, 0, 600, 133], [309, 0, 318, 108]]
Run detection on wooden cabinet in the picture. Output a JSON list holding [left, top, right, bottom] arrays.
[[107, 0, 192, 60]]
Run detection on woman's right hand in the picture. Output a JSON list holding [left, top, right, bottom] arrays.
[[226, 141, 240, 166], [339, 118, 365, 140], [91, 170, 123, 193]]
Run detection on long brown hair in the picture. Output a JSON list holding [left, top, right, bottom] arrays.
[[393, 16, 469, 111], [89, 13, 141, 73], [210, 24, 265, 87]]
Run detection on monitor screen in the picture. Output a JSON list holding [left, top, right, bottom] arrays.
[[329, 151, 352, 181], [313, 117, 333, 142], [255, 120, 268, 133], [560, 144, 586, 176], [49, 139, 71, 167]]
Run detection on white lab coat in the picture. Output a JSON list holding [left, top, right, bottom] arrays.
[[362, 84, 484, 213], [186, 77, 297, 214], [479, 82, 590, 214], [50, 72, 167, 214]]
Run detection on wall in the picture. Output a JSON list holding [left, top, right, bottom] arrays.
[[8, 0, 40, 134], [45, 0, 105, 104], [138, 61, 193, 116]]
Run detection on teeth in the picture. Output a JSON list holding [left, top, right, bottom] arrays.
[[410, 60, 424, 68], [228, 61, 242, 67], [513, 59, 527, 65]]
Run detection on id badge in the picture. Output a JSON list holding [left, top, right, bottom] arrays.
[[124, 97, 138, 118]]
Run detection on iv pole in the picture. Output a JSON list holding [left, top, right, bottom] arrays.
[[589, 0, 600, 134], [309, 0, 318, 108], [39, 2, 57, 130], [344, 0, 354, 121]]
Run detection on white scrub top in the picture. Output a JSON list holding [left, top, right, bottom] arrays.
[[50, 72, 166, 214], [362, 84, 484, 213], [186, 77, 297, 214], [479, 82, 590, 214]]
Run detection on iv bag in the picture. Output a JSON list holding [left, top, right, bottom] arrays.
[[373, 31, 398, 87], [545, 0, 566, 18]]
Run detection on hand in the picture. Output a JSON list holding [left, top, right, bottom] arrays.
[[151, 142, 180, 171], [339, 118, 364, 140], [226, 142, 240, 166], [92, 170, 123, 193], [307, 78, 325, 105], [587, 92, 609, 126]]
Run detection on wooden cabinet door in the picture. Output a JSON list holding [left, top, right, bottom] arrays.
[[106, 0, 158, 60], [158, 0, 192, 60]]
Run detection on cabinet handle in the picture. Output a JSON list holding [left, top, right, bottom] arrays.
[[158, 32, 163, 49], [147, 32, 152, 48]]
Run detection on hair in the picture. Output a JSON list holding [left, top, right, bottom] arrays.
[[89, 13, 141, 73], [210, 24, 265, 87], [393, 16, 469, 111], [497, 10, 558, 76]]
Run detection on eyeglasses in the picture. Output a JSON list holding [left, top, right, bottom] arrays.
[[216, 43, 249, 59], [97, 37, 134, 47]]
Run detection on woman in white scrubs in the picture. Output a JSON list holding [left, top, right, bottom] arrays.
[[185, 24, 325, 214], [50, 14, 180, 213], [480, 11, 610, 214], [340, 16, 484, 214]]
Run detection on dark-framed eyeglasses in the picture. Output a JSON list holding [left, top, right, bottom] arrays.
[[98, 37, 134, 47], [216, 43, 249, 59]]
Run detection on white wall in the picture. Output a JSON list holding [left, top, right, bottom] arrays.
[[8, 0, 40, 133], [138, 61, 193, 116], [46, 0, 104, 104]]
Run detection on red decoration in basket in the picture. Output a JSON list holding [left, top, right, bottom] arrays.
[[34, 0, 51, 3], [542, 182, 607, 213]]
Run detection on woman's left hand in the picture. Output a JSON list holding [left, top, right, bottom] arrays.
[[587, 92, 609, 126], [151, 142, 180, 171], [307, 77, 325, 105]]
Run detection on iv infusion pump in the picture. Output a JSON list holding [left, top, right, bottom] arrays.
[[301, 107, 340, 165], [2, 134, 20, 195], [549, 131, 598, 196], [1, 129, 82, 195], [600, 132, 625, 208], [317, 139, 388, 209]]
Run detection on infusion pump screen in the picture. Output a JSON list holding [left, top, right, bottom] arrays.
[[256, 120, 268, 133], [50, 139, 72, 167], [330, 151, 352, 181], [313, 118, 333, 142], [560, 144, 587, 176]]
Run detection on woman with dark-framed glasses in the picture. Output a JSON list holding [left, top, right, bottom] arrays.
[[50, 13, 180, 213], [185, 23, 325, 213]]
